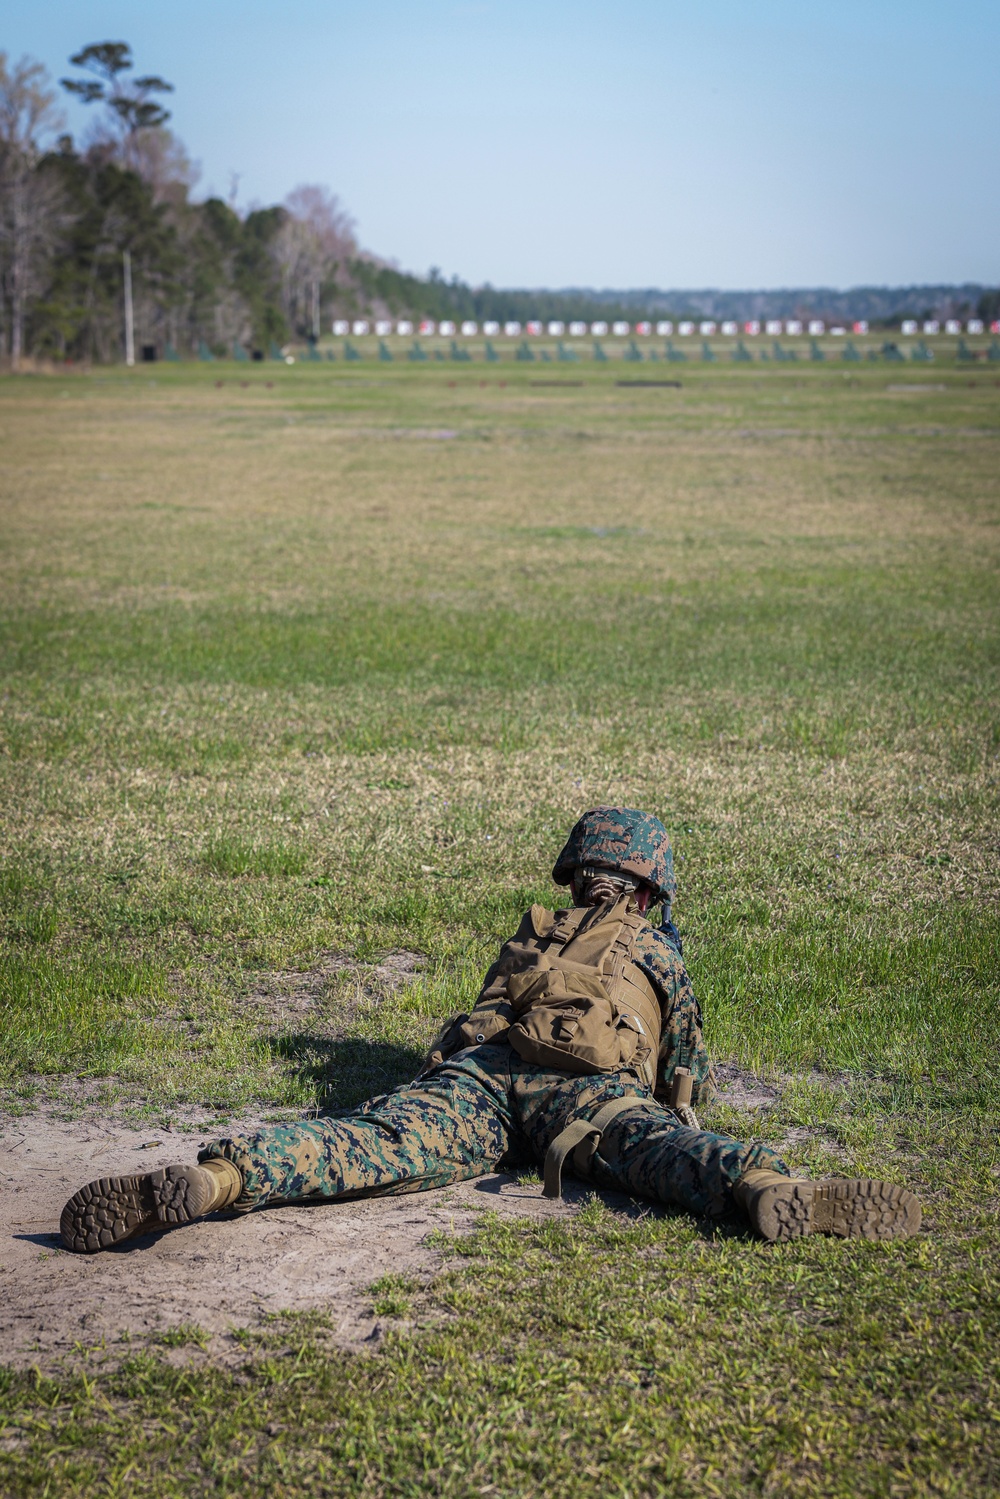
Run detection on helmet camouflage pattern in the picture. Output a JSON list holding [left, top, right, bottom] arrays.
[[552, 806, 676, 902]]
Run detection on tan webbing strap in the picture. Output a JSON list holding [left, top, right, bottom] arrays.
[[542, 1118, 598, 1199], [542, 1095, 660, 1200]]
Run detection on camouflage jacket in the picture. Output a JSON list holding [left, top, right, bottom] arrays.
[[629, 922, 713, 1104]]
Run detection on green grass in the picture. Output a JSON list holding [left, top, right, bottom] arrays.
[[368, 1273, 419, 1318], [0, 357, 998, 1494], [0, 1179, 997, 1497], [200, 834, 310, 878]]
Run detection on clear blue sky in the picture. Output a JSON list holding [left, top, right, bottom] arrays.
[[5, 1, 998, 289]]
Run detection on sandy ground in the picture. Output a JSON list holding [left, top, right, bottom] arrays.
[[0, 1108, 627, 1369], [1, 1066, 783, 1370]]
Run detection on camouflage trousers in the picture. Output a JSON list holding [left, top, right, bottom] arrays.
[[199, 1043, 788, 1219]]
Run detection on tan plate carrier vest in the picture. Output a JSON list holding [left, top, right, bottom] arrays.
[[420, 894, 664, 1093], [419, 895, 667, 1198]]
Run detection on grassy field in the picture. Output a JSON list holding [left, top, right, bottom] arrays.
[[1, 356, 998, 1495]]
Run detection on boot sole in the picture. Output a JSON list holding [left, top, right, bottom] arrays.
[[756, 1178, 921, 1243], [60, 1165, 214, 1253]]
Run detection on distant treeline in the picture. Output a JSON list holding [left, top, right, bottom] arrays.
[[349, 271, 1000, 334], [1, 42, 997, 365], [538, 284, 1000, 327], [350, 265, 660, 331]]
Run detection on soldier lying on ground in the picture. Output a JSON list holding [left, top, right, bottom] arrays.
[[60, 807, 921, 1253]]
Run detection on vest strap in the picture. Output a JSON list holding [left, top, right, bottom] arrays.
[[542, 1095, 660, 1200]]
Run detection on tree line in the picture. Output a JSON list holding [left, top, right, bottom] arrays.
[[0, 41, 645, 368], [1, 42, 997, 367], [0, 42, 387, 366]]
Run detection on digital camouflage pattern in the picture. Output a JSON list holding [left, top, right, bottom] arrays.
[[61, 798, 923, 1252], [200, 1045, 787, 1218], [197, 809, 766, 1222], [629, 922, 713, 1105], [552, 806, 676, 902]]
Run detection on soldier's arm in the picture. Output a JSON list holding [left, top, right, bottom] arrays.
[[634, 928, 716, 1107]]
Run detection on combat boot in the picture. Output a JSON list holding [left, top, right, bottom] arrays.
[[734, 1168, 921, 1243], [60, 1157, 243, 1253]]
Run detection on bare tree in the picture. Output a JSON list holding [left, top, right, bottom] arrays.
[[0, 53, 66, 366], [129, 126, 199, 206], [275, 185, 356, 338]]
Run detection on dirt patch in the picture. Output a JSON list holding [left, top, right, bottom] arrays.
[[0, 1105, 611, 1372], [368, 949, 425, 986], [776, 1124, 850, 1160], [710, 1063, 782, 1112], [707, 1067, 854, 1166], [243, 946, 425, 1022], [709, 1063, 849, 1113]]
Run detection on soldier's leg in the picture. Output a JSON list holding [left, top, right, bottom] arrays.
[[61, 1066, 513, 1252], [200, 1073, 511, 1211], [589, 1104, 789, 1216], [567, 1103, 920, 1240], [512, 1060, 920, 1242], [589, 1106, 920, 1240], [512, 1059, 762, 1215]]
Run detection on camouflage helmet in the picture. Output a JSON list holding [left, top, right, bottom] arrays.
[[552, 807, 676, 902]]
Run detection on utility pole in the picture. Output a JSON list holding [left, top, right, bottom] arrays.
[[312, 278, 320, 342], [123, 249, 135, 366]]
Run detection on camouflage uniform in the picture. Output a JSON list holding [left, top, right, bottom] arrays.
[[199, 1045, 786, 1218], [199, 807, 788, 1217], [61, 808, 923, 1253]]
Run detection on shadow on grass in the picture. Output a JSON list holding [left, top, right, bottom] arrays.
[[269, 1033, 425, 1112], [468, 1167, 753, 1241]]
